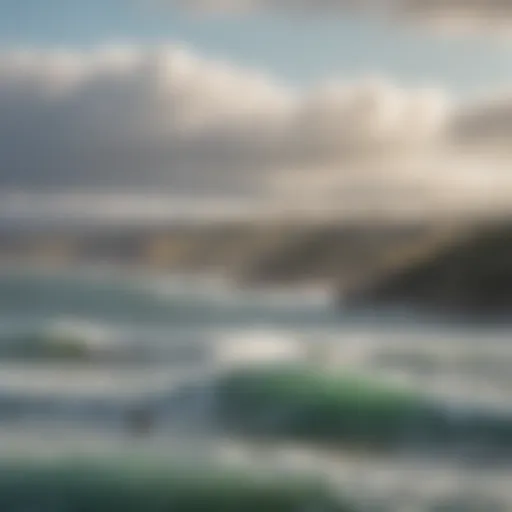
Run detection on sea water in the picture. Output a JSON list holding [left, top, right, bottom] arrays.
[[0, 264, 511, 511]]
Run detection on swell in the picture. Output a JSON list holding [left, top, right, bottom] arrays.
[[0, 267, 335, 326], [149, 363, 512, 464], [0, 456, 351, 512]]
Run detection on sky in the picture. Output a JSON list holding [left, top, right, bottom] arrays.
[[2, 0, 512, 94], [1, 0, 512, 220]]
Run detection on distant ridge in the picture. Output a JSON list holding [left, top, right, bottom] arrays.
[[343, 221, 512, 321]]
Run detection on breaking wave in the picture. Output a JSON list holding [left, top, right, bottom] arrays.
[[0, 455, 351, 512], [0, 319, 119, 362], [147, 362, 512, 464]]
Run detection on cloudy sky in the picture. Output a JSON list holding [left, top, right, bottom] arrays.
[[1, 0, 512, 220]]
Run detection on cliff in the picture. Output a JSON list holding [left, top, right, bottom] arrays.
[[344, 221, 512, 320]]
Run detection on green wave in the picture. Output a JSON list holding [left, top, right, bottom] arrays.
[[2, 320, 114, 362], [13, 332, 92, 361], [0, 457, 353, 512], [214, 364, 433, 450], [212, 364, 512, 457]]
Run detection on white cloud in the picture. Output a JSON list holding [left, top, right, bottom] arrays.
[[0, 46, 446, 188], [170, 0, 512, 37], [0, 45, 293, 193], [0, 44, 511, 218], [397, 0, 512, 36]]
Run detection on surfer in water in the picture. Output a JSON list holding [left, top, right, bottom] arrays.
[[127, 406, 154, 437]]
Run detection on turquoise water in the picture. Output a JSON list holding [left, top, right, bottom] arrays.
[[1, 265, 512, 511]]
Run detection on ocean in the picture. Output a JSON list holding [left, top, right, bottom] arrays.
[[0, 264, 512, 511]]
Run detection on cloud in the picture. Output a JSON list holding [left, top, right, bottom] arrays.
[[0, 46, 292, 194], [169, 0, 512, 37], [0, 44, 511, 217], [451, 92, 512, 146], [398, 0, 512, 35], [171, 0, 381, 14], [0, 46, 446, 189]]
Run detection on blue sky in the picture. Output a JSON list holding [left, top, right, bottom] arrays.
[[1, 0, 512, 96]]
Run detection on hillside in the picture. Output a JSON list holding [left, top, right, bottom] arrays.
[[343, 221, 512, 320], [0, 221, 448, 289]]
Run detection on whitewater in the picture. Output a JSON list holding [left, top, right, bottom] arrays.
[[0, 264, 512, 511]]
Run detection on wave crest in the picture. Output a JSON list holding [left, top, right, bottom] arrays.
[[1, 319, 119, 362]]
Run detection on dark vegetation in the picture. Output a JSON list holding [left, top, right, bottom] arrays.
[[345, 222, 512, 321]]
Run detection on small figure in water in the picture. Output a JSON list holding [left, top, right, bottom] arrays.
[[127, 406, 154, 437]]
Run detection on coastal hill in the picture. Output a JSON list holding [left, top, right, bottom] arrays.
[[0, 220, 455, 287], [3, 217, 512, 319], [343, 221, 512, 320]]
